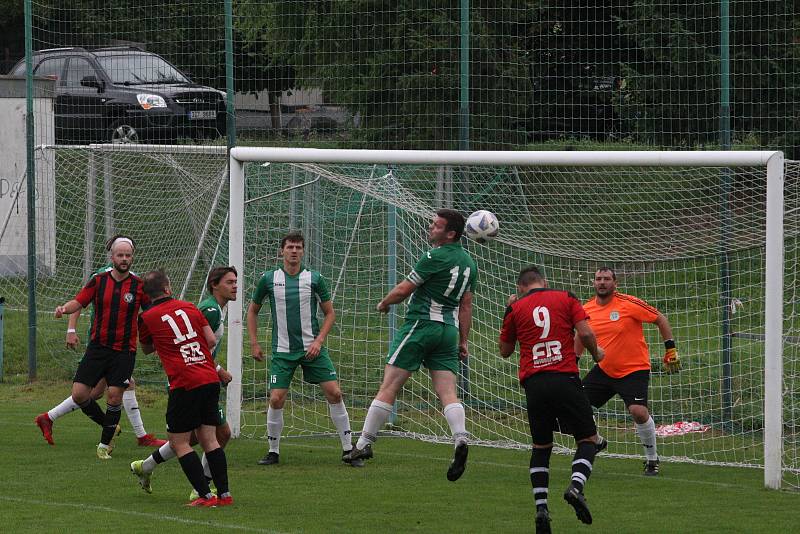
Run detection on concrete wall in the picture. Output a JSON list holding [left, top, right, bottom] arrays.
[[0, 76, 56, 276]]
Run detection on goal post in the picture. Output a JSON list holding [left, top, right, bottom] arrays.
[[226, 147, 788, 489]]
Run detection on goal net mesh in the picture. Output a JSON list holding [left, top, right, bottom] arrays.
[[237, 156, 799, 487], [0, 145, 230, 384]]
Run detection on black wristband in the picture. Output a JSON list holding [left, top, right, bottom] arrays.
[[664, 339, 676, 350]]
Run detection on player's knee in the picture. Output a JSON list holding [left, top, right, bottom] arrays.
[[217, 424, 232, 446], [269, 392, 287, 409], [324, 387, 343, 404], [629, 404, 649, 422]]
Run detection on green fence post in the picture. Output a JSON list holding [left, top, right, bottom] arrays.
[[24, 0, 37, 381], [0, 297, 5, 382]]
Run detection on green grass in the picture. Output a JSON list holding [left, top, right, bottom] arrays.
[[2, 380, 798, 533]]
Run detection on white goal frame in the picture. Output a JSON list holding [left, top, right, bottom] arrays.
[[226, 147, 785, 489]]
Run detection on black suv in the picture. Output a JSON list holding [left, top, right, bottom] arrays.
[[10, 47, 226, 143]]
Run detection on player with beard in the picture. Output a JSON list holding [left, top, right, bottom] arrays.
[[576, 267, 680, 475], [54, 235, 149, 459], [36, 235, 166, 449]]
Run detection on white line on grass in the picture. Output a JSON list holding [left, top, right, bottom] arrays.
[[0, 495, 287, 533], [8, 418, 768, 494], [281, 440, 763, 492]]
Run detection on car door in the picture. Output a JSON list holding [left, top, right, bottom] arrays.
[[31, 57, 68, 141], [62, 57, 106, 142]]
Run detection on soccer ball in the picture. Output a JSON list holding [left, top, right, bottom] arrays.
[[464, 210, 499, 243]]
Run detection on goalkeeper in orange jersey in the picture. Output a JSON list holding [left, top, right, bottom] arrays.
[[575, 267, 680, 476]]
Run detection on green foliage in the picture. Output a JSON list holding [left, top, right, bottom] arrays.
[[618, 1, 800, 154], [236, 0, 534, 149]]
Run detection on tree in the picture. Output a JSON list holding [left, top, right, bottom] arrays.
[[617, 0, 800, 153], [523, 1, 635, 141], [236, 0, 534, 149]]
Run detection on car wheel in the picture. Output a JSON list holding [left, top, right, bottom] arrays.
[[110, 121, 140, 144], [286, 115, 311, 137]]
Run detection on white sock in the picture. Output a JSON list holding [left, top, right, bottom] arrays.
[[122, 389, 147, 438], [267, 407, 284, 454], [48, 396, 80, 421], [635, 416, 658, 460], [328, 401, 354, 451], [202, 453, 211, 479], [356, 399, 393, 449], [443, 402, 468, 446], [143, 442, 175, 473]]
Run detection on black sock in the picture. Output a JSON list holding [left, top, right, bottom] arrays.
[[152, 449, 167, 464], [178, 452, 212, 498], [78, 399, 105, 427], [100, 403, 122, 444], [530, 447, 552, 511], [570, 441, 597, 492], [205, 447, 229, 496]]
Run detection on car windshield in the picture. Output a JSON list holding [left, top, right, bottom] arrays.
[[96, 54, 189, 85]]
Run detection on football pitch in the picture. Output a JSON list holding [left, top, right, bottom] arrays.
[[3, 381, 798, 533]]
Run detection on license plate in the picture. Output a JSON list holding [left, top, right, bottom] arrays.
[[189, 110, 216, 120]]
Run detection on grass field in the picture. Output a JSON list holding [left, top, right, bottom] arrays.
[[3, 380, 798, 533]]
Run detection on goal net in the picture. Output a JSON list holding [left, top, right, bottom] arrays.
[[0, 144, 229, 384], [227, 147, 797, 489]]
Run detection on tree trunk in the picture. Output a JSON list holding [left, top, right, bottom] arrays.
[[269, 91, 281, 131]]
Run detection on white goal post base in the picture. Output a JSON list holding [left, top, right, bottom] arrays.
[[226, 148, 786, 490]]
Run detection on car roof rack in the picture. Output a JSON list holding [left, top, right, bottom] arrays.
[[91, 46, 145, 52], [35, 47, 88, 53]]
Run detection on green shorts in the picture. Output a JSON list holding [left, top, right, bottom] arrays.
[[217, 404, 227, 426], [217, 388, 227, 425], [269, 347, 338, 390], [386, 319, 459, 374]]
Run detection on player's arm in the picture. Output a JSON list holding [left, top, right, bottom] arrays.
[[306, 300, 335, 359], [202, 324, 217, 349], [138, 316, 155, 354], [499, 339, 516, 358], [498, 304, 517, 358], [377, 280, 416, 313], [457, 291, 473, 360], [574, 332, 585, 355], [54, 299, 83, 318], [654, 313, 680, 373], [65, 309, 82, 349], [575, 319, 604, 363], [654, 313, 674, 341], [246, 301, 265, 361]]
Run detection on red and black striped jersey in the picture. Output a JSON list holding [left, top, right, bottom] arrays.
[[75, 271, 148, 353], [500, 288, 588, 382]]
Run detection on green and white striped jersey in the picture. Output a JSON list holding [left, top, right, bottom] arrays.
[[198, 295, 226, 359], [251, 266, 331, 354], [405, 242, 478, 326]]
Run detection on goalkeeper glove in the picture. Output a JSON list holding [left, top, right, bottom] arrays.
[[662, 340, 680, 373]]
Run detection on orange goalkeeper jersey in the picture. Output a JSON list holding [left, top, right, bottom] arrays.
[[583, 292, 660, 378]]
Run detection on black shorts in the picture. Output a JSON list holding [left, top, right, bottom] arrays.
[[583, 365, 650, 408], [522, 372, 597, 445], [166, 382, 221, 434], [73, 342, 135, 388]]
